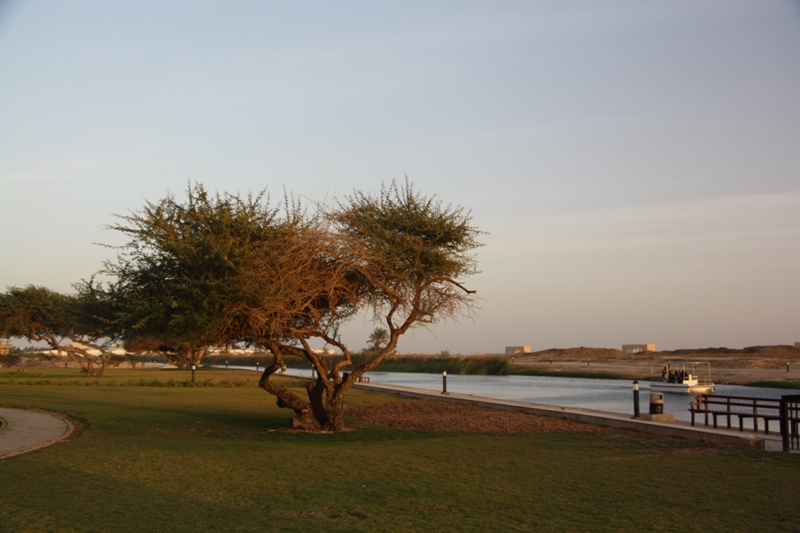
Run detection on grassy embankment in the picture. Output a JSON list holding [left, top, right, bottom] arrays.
[[203, 353, 626, 380], [745, 381, 800, 390], [1, 367, 800, 532]]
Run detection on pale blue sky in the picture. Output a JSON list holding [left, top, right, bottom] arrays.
[[1, 1, 798, 352]]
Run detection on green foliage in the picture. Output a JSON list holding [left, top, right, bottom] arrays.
[[104, 183, 296, 367], [746, 380, 800, 390], [0, 368, 260, 387], [0, 285, 119, 376], [367, 327, 389, 350], [4, 180, 483, 430], [0, 354, 22, 367], [0, 285, 73, 343], [332, 178, 482, 326], [347, 354, 511, 375], [512, 367, 623, 380]]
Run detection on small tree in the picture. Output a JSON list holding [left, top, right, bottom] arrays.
[[367, 327, 389, 351], [0, 354, 22, 368], [0, 285, 115, 376]]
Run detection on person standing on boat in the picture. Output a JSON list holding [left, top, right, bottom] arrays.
[[662, 366, 668, 382]]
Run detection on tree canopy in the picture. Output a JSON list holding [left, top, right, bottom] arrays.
[[3, 179, 482, 430], [251, 180, 483, 430], [367, 327, 389, 351], [0, 284, 116, 375], [103, 183, 297, 368]]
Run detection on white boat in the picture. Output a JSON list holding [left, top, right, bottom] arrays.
[[651, 361, 715, 394]]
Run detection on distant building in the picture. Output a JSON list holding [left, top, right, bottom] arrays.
[[0, 340, 12, 355], [505, 346, 531, 355], [621, 344, 656, 354]]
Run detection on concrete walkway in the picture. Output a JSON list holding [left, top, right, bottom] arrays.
[[352, 381, 787, 452], [0, 408, 73, 459]]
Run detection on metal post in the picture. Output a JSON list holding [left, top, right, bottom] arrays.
[[256, 362, 259, 371], [442, 371, 448, 395], [225, 360, 228, 369], [632, 380, 640, 419], [191, 365, 196, 385], [780, 397, 789, 452]]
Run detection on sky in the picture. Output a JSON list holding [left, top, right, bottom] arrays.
[[1, 0, 799, 353]]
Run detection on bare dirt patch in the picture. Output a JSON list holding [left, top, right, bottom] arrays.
[[347, 399, 607, 434]]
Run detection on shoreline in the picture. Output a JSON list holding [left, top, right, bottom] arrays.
[[512, 356, 799, 386]]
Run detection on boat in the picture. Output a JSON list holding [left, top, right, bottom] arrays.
[[651, 361, 715, 394]]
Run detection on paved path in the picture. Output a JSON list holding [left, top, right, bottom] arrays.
[[0, 408, 73, 459]]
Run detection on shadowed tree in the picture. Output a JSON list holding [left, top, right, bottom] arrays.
[[0, 284, 116, 376], [0, 354, 22, 368], [0, 286, 69, 354]]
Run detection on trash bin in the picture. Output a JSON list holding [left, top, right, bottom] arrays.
[[649, 393, 664, 414]]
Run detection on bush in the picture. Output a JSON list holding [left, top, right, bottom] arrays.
[[0, 355, 22, 368], [345, 354, 511, 375]]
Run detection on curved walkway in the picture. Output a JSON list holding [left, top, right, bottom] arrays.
[[0, 408, 73, 459]]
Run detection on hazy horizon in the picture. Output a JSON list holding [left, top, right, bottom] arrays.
[[1, 1, 798, 353]]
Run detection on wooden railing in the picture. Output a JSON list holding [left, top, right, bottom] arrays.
[[689, 394, 782, 435], [780, 395, 800, 452]]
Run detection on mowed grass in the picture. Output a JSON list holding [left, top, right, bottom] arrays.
[[1, 369, 799, 532]]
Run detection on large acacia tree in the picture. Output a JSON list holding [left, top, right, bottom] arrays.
[[104, 180, 481, 431]]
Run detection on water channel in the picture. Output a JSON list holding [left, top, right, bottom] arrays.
[[240, 367, 796, 424]]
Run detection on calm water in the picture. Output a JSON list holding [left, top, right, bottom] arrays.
[[241, 367, 795, 423]]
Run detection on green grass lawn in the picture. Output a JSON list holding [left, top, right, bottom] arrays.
[[1, 368, 799, 532]]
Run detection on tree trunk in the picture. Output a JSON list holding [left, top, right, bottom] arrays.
[[166, 347, 204, 369], [257, 344, 352, 432]]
